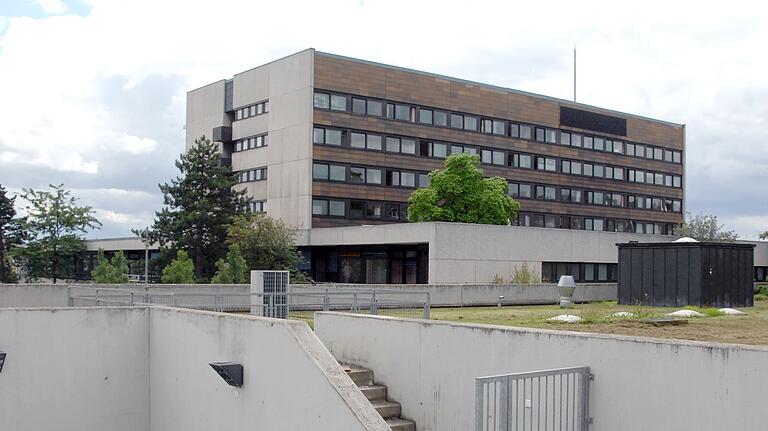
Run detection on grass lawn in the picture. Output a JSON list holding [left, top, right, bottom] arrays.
[[428, 299, 768, 346]]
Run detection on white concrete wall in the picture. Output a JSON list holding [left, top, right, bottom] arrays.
[[149, 307, 389, 431], [316, 313, 768, 431], [186, 80, 228, 150], [231, 49, 315, 229], [0, 307, 150, 431], [0, 306, 389, 431], [0, 284, 71, 307], [305, 283, 616, 307]]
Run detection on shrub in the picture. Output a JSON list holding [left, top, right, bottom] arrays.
[[509, 263, 541, 284], [161, 250, 195, 284]]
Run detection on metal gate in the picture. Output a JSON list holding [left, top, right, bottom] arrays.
[[475, 367, 592, 431]]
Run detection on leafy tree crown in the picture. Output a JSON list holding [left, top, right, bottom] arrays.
[[407, 153, 520, 225]]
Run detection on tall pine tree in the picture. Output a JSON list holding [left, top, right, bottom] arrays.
[[149, 136, 247, 282], [0, 184, 25, 283]]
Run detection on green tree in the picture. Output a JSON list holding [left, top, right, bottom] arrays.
[[161, 250, 195, 284], [211, 245, 249, 284], [226, 213, 303, 273], [91, 249, 130, 283], [0, 184, 25, 283], [408, 153, 519, 225], [12, 184, 100, 283], [149, 136, 247, 282], [760, 231, 767, 240], [674, 212, 738, 242]]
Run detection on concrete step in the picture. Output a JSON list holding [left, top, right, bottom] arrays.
[[385, 418, 416, 431], [359, 384, 387, 401], [370, 399, 401, 419], [341, 364, 373, 386]]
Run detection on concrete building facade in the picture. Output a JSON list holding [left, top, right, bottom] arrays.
[[181, 49, 694, 284], [188, 49, 685, 236]]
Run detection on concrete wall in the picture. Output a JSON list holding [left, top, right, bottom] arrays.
[[231, 49, 315, 229], [0, 284, 71, 307], [149, 307, 388, 431], [0, 307, 150, 431], [307, 283, 616, 307], [0, 306, 390, 431], [1, 283, 615, 310], [186, 80, 228, 150], [316, 313, 768, 431], [299, 222, 678, 283]]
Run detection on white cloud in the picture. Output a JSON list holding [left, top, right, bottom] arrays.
[[1, 0, 767, 238], [116, 133, 158, 155], [31, 0, 68, 14]]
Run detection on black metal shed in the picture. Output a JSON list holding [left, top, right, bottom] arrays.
[[617, 241, 755, 308]]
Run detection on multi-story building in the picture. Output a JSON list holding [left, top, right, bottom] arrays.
[[187, 49, 685, 237], [182, 48, 694, 284]]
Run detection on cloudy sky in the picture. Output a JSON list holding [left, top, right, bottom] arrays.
[[0, 0, 766, 239]]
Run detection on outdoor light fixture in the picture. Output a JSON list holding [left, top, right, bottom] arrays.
[[0, 352, 6, 373], [209, 362, 243, 388], [558, 276, 576, 308]]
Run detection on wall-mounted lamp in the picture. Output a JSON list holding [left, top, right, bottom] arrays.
[[0, 352, 6, 373], [209, 362, 243, 388]]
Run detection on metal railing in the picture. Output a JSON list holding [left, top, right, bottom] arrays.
[[66, 286, 430, 321], [476, 366, 592, 431]]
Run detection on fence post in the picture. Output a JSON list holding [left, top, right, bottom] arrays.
[[423, 292, 431, 319], [130, 292, 135, 306], [172, 292, 177, 307], [352, 292, 358, 312], [95, 288, 100, 306], [323, 289, 329, 312], [371, 289, 378, 315], [67, 286, 73, 307]]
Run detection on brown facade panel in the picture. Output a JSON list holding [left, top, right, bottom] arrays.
[[314, 53, 684, 148], [313, 111, 684, 174], [313, 146, 684, 201]]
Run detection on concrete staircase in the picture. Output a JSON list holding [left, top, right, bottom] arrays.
[[342, 364, 416, 431]]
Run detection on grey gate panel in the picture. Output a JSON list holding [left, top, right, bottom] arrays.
[[476, 366, 592, 431]]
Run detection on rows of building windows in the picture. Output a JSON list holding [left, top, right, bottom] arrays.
[[541, 262, 618, 283], [234, 100, 269, 121], [234, 134, 268, 152], [312, 197, 409, 221], [237, 166, 268, 183], [515, 211, 676, 235], [312, 196, 677, 235], [313, 90, 683, 164], [312, 161, 430, 189], [313, 126, 683, 189], [248, 200, 267, 213], [508, 181, 682, 213]]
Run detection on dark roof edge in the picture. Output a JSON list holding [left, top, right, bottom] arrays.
[[616, 242, 755, 248], [315, 50, 684, 129]]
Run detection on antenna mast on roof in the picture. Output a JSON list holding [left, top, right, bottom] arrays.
[[573, 46, 577, 102]]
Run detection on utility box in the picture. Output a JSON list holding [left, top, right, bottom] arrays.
[[617, 241, 755, 308], [250, 270, 290, 317]]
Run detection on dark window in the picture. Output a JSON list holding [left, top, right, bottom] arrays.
[[419, 109, 433, 124], [434, 111, 448, 126], [450, 113, 463, 129], [330, 94, 347, 111], [560, 106, 627, 136], [352, 98, 366, 114], [350, 201, 365, 218], [313, 92, 330, 109], [368, 100, 383, 117], [350, 167, 365, 183]]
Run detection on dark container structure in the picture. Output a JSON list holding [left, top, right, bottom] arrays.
[[617, 241, 755, 308]]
